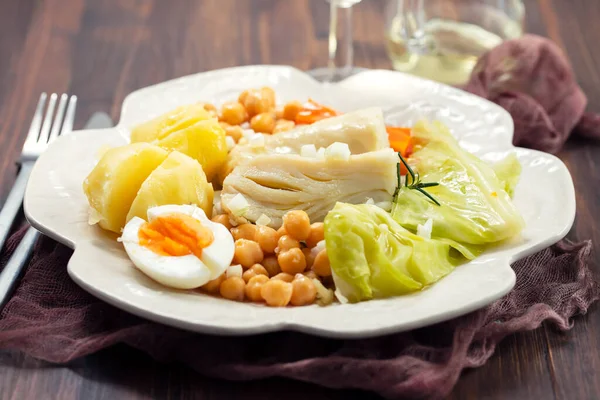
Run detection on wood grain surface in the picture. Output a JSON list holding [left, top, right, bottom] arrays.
[[0, 0, 599, 399]]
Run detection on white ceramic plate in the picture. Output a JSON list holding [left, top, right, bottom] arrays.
[[24, 66, 575, 338]]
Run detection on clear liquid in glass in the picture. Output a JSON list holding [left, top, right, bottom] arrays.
[[385, 1, 524, 85]]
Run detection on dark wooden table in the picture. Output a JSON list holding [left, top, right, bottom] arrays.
[[1, 0, 599, 399]]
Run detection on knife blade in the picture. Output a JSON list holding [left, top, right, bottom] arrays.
[[85, 111, 114, 129]]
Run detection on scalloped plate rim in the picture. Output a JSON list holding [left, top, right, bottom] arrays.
[[23, 66, 576, 338]]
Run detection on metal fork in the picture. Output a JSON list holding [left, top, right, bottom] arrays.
[[0, 93, 77, 307]]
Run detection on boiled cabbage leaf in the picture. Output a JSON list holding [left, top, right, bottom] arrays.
[[392, 121, 525, 245], [492, 153, 521, 198], [324, 203, 478, 303]]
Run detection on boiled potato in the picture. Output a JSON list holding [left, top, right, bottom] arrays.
[[130, 103, 227, 183], [83, 143, 169, 233], [130, 103, 212, 143], [126, 151, 214, 222], [155, 118, 227, 183]]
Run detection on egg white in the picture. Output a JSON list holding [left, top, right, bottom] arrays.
[[121, 205, 234, 289]]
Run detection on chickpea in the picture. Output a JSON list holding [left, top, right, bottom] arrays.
[[277, 234, 300, 254], [262, 255, 281, 277], [219, 276, 246, 301], [224, 125, 244, 142], [283, 100, 303, 121], [305, 222, 325, 248], [276, 225, 287, 240], [282, 210, 311, 241], [271, 272, 294, 282], [302, 247, 315, 269], [242, 269, 257, 283], [244, 90, 271, 117], [250, 112, 275, 134], [234, 239, 264, 268], [231, 224, 257, 241], [255, 225, 278, 254], [238, 89, 250, 105], [204, 107, 218, 119], [242, 263, 269, 282], [211, 214, 233, 230], [275, 107, 284, 120], [278, 248, 307, 275], [260, 86, 276, 108], [245, 275, 269, 302], [201, 274, 225, 294], [312, 249, 331, 277], [268, 108, 278, 120], [199, 102, 216, 113], [273, 119, 295, 134], [220, 101, 248, 125], [261, 279, 293, 307], [290, 274, 317, 306]]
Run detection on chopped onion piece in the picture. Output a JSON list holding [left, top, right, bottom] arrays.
[[213, 190, 224, 215], [334, 288, 349, 304], [225, 135, 236, 151], [88, 207, 102, 225], [226, 264, 243, 278], [240, 122, 250, 129], [300, 144, 317, 158], [249, 134, 265, 148], [310, 239, 327, 260], [212, 204, 222, 216], [213, 190, 222, 215], [417, 218, 433, 240], [313, 278, 334, 306], [375, 201, 393, 212], [365, 198, 375, 205], [256, 214, 272, 226], [316, 147, 326, 160], [242, 128, 255, 138], [227, 193, 249, 217], [315, 240, 326, 253], [324, 142, 351, 161]]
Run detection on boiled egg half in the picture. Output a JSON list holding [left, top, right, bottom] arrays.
[[120, 204, 234, 289]]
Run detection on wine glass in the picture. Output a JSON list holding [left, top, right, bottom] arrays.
[[384, 0, 525, 85], [308, 0, 366, 82]]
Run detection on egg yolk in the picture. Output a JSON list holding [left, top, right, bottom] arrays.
[[138, 213, 214, 258]]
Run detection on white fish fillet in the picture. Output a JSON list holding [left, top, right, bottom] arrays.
[[221, 148, 398, 228], [219, 107, 389, 183]]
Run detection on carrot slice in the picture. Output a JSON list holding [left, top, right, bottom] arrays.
[[386, 127, 411, 141], [386, 126, 413, 175], [386, 127, 412, 156], [307, 99, 339, 115], [294, 99, 340, 125]]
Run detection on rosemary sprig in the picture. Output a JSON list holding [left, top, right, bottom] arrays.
[[394, 153, 441, 206]]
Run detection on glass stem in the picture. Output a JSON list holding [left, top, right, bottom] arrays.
[[328, 1, 354, 81]]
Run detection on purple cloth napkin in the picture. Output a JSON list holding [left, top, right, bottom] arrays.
[[465, 34, 600, 152]]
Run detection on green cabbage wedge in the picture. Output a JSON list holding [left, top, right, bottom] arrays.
[[392, 121, 525, 245], [324, 203, 479, 303]]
